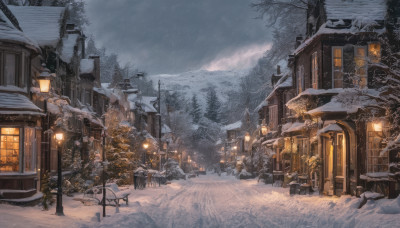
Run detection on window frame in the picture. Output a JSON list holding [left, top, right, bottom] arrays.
[[354, 46, 368, 88], [269, 105, 278, 131], [311, 52, 318, 89], [332, 46, 344, 88], [297, 65, 304, 94], [0, 126, 37, 174], [366, 122, 389, 173], [0, 49, 29, 90]]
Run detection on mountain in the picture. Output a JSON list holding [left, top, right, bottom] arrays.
[[148, 69, 248, 111]]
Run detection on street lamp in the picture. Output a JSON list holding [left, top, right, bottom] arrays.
[[245, 132, 251, 142], [261, 125, 268, 136], [55, 131, 64, 216], [37, 66, 52, 93], [143, 143, 149, 149]]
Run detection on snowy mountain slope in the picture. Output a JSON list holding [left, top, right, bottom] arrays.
[[148, 69, 248, 110]]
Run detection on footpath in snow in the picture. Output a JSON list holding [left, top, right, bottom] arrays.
[[0, 174, 399, 228]]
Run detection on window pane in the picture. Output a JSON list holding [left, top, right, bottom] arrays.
[[0, 128, 20, 172], [4, 54, 16, 86], [368, 43, 381, 63], [24, 128, 36, 172]]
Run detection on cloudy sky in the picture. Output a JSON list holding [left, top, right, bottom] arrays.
[[85, 0, 271, 74]]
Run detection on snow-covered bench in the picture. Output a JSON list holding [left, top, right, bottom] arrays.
[[82, 184, 130, 206]]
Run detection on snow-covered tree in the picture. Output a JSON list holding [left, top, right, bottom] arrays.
[[110, 65, 123, 88], [105, 109, 136, 185], [190, 94, 202, 123], [204, 87, 221, 123]]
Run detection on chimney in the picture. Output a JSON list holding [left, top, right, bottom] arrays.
[[89, 55, 100, 87], [66, 23, 75, 31], [295, 36, 303, 49], [277, 65, 281, 75], [80, 33, 86, 59]]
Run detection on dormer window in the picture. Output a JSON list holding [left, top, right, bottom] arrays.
[[368, 43, 381, 63]]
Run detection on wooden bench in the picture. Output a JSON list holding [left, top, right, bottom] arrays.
[[81, 184, 130, 206]]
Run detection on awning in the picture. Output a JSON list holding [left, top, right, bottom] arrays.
[[282, 122, 307, 136], [317, 123, 342, 135]]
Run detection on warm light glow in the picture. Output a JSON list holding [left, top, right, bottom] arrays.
[[245, 132, 251, 142], [38, 78, 51, 93], [143, 143, 149, 149], [368, 43, 381, 63], [55, 132, 64, 142], [261, 125, 268, 135], [220, 159, 224, 163], [373, 122, 382, 132], [1, 128, 19, 135], [233, 146, 237, 150]]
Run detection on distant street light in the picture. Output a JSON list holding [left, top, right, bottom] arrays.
[[143, 143, 149, 149]]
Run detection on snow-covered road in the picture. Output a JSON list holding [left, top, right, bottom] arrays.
[[98, 174, 400, 228], [1, 174, 399, 228]]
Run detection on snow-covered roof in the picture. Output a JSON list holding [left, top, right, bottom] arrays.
[[254, 100, 268, 112], [0, 13, 39, 52], [141, 96, 157, 113], [266, 72, 292, 100], [80, 59, 94, 75], [294, 21, 386, 55], [162, 124, 172, 134], [223, 120, 242, 131], [0, 92, 43, 115], [60, 33, 79, 63], [317, 123, 343, 135], [282, 122, 306, 134], [9, 6, 65, 48], [324, 0, 386, 21]]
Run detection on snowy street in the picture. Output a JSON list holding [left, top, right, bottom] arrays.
[[1, 174, 399, 228]]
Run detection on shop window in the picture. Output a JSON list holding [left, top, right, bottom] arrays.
[[367, 122, 388, 173], [332, 47, 343, 88], [0, 128, 20, 172], [354, 46, 367, 88], [368, 43, 381, 63], [311, 52, 318, 89], [0, 127, 37, 173]]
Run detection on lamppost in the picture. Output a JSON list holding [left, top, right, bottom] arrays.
[[37, 65, 53, 176], [232, 145, 238, 167], [245, 132, 252, 171], [55, 131, 64, 216]]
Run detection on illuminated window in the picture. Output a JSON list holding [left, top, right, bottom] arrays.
[[368, 43, 381, 63], [332, 47, 343, 88], [311, 52, 318, 89], [336, 134, 345, 176], [354, 46, 367, 88], [367, 122, 388, 173], [0, 128, 20, 172], [297, 65, 304, 93]]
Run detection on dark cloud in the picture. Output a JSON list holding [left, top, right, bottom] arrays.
[[86, 0, 271, 74]]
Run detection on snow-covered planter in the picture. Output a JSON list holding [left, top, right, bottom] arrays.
[[238, 169, 253, 180], [164, 159, 186, 180]]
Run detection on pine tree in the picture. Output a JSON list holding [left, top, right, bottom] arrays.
[[204, 87, 221, 123], [41, 171, 54, 210], [190, 95, 201, 123], [105, 109, 135, 185]]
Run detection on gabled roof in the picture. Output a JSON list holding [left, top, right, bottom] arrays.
[[324, 0, 386, 21], [9, 6, 65, 48], [0, 10, 39, 52], [141, 96, 158, 113], [222, 120, 242, 131], [266, 72, 292, 100]]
